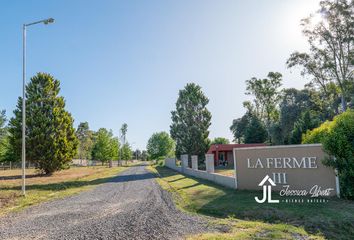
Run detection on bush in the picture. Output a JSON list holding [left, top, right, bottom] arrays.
[[302, 110, 354, 199], [302, 120, 332, 144]]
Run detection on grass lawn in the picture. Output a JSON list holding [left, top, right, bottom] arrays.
[[148, 165, 354, 240], [0, 165, 130, 216], [214, 168, 235, 177]]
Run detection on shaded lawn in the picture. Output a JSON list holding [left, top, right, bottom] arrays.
[[0, 165, 130, 215], [150, 166, 354, 240]]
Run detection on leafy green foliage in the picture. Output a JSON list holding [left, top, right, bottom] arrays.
[[289, 111, 321, 144], [211, 137, 230, 145], [322, 110, 354, 199], [230, 111, 251, 143], [170, 83, 211, 157], [76, 122, 94, 160], [8, 73, 78, 174], [302, 110, 354, 199], [302, 121, 332, 144], [246, 72, 282, 124], [244, 115, 267, 143], [140, 150, 149, 161], [121, 142, 132, 160], [92, 128, 118, 163], [287, 0, 354, 111], [147, 131, 175, 160], [244, 72, 282, 142]]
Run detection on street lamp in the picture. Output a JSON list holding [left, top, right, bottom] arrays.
[[22, 18, 54, 196]]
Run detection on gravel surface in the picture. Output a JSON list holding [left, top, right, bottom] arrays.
[[0, 164, 219, 240]]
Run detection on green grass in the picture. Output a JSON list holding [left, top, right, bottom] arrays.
[[148, 165, 354, 240], [0, 165, 129, 215]]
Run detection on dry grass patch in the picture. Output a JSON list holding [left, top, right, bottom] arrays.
[[0, 165, 128, 215]]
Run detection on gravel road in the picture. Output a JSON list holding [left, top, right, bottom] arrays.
[[0, 164, 218, 240]]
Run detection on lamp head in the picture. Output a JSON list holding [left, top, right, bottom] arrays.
[[43, 18, 55, 25]]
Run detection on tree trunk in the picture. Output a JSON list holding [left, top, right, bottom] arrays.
[[341, 95, 347, 112]]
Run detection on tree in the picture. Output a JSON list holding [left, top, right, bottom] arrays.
[[132, 149, 141, 160], [211, 137, 230, 145], [170, 83, 212, 158], [287, 0, 354, 111], [278, 88, 312, 144], [244, 115, 267, 143], [76, 122, 94, 160], [141, 150, 148, 161], [230, 110, 251, 143], [147, 132, 175, 160], [8, 73, 78, 174], [245, 72, 283, 142], [92, 128, 118, 164], [289, 111, 321, 144], [303, 110, 354, 199], [121, 142, 132, 160]]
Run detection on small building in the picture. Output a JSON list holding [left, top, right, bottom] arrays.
[[207, 143, 266, 167]]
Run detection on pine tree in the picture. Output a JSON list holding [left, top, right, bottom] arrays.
[[244, 115, 267, 143], [8, 73, 78, 174], [170, 83, 212, 157]]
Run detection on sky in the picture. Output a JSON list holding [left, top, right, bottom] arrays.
[[0, 0, 320, 150]]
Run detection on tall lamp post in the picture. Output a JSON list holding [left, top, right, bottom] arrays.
[[22, 18, 54, 196]]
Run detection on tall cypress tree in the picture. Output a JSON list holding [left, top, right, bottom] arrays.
[[8, 73, 78, 174], [170, 83, 211, 158]]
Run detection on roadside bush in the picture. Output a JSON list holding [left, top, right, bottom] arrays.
[[302, 110, 354, 199], [323, 111, 354, 199], [302, 120, 332, 144]]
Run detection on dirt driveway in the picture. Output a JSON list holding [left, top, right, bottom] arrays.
[[0, 164, 216, 240]]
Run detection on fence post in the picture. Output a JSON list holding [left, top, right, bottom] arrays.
[[205, 154, 215, 173], [191, 155, 198, 170], [181, 154, 188, 173]]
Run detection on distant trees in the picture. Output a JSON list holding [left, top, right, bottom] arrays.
[[245, 72, 283, 143], [230, 109, 251, 144], [76, 122, 94, 160], [141, 150, 148, 161], [231, 0, 354, 146], [244, 115, 267, 143], [211, 137, 230, 145], [92, 128, 119, 164], [287, 0, 354, 111], [170, 83, 211, 157], [147, 132, 175, 160], [8, 73, 78, 174]]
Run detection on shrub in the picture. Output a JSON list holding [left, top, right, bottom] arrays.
[[323, 111, 354, 199], [302, 121, 332, 144], [302, 110, 354, 199]]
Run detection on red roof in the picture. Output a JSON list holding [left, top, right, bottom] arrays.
[[207, 143, 267, 153]]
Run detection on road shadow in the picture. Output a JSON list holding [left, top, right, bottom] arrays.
[[0, 174, 43, 181], [1, 168, 155, 192]]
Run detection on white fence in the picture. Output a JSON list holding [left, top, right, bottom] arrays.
[[164, 154, 236, 189], [72, 159, 131, 167]]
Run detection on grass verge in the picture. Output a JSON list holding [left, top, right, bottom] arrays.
[[148, 165, 354, 240], [0, 165, 129, 216]]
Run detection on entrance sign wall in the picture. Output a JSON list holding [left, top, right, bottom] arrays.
[[233, 144, 339, 196]]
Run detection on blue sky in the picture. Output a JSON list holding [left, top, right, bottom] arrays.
[[0, 0, 320, 150]]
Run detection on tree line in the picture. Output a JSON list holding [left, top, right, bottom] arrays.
[[158, 0, 354, 199], [0, 73, 145, 174], [230, 0, 354, 145]]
